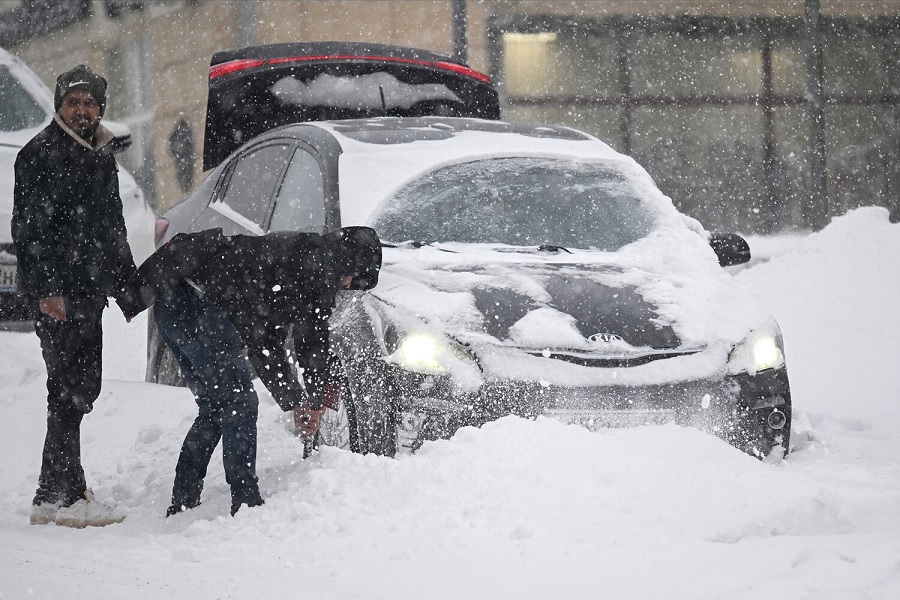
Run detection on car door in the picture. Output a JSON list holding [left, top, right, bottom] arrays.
[[190, 141, 294, 235]]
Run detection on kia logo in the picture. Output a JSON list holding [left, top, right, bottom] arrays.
[[588, 333, 624, 343]]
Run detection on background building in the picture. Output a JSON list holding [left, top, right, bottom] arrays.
[[3, 0, 898, 234]]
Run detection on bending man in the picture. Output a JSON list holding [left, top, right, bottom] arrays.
[[118, 226, 381, 516]]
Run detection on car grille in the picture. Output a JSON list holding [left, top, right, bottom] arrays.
[[523, 348, 702, 368]]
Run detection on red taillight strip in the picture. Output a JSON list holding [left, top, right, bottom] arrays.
[[209, 58, 266, 79], [430, 60, 492, 84], [209, 54, 491, 84]]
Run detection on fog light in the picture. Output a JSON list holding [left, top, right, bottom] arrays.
[[767, 408, 786, 430]]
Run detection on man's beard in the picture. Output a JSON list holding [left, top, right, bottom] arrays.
[[73, 122, 98, 140], [64, 116, 99, 140]]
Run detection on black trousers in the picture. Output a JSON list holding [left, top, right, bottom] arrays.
[[32, 294, 106, 507]]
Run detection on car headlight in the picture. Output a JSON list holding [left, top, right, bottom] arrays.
[[727, 325, 785, 375], [388, 331, 475, 375]]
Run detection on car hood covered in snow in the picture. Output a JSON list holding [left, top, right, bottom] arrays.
[[367, 241, 777, 388]]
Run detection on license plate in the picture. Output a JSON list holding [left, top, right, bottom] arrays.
[[544, 408, 677, 430], [0, 263, 15, 292]]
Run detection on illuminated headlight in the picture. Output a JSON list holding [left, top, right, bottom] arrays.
[[388, 331, 475, 375], [727, 326, 785, 375]]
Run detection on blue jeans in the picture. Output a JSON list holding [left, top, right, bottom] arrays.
[[154, 283, 261, 509]]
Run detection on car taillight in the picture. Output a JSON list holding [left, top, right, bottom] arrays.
[[209, 55, 492, 84], [154, 218, 170, 246], [209, 58, 265, 79], [429, 60, 492, 84]]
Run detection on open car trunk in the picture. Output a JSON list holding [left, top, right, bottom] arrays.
[[204, 41, 501, 170]]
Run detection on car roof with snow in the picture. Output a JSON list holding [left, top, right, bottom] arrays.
[[276, 117, 684, 229]]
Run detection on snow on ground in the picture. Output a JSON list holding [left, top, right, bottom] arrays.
[[1, 206, 899, 599]]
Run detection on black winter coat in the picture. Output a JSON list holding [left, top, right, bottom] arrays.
[[11, 117, 136, 299], [118, 229, 348, 412]]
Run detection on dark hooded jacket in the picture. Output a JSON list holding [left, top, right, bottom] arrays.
[[118, 227, 381, 411], [12, 116, 136, 299]]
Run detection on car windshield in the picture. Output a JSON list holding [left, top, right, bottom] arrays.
[[374, 157, 655, 250], [0, 66, 47, 131]]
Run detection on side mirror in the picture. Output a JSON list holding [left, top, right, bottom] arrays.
[[709, 232, 750, 267]]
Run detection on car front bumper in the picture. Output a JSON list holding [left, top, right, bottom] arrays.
[[381, 363, 791, 455]]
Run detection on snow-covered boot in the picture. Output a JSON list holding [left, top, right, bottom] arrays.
[[230, 497, 264, 516], [29, 501, 61, 525], [55, 489, 125, 528]]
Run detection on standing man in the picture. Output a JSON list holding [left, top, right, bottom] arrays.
[[12, 65, 137, 528], [117, 226, 381, 517]]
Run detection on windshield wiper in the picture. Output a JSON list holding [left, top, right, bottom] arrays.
[[382, 240, 432, 249], [381, 240, 457, 253], [538, 243, 572, 254]]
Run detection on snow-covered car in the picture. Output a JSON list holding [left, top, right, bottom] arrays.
[[149, 113, 792, 460], [0, 47, 150, 321]]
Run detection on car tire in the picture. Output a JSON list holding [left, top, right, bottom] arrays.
[[317, 360, 360, 453], [285, 327, 397, 457], [340, 356, 399, 457]]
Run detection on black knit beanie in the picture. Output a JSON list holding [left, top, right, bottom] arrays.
[[54, 64, 108, 116]]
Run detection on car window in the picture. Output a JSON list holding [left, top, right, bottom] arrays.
[[374, 157, 655, 250], [268, 147, 325, 233], [217, 143, 290, 226], [0, 66, 47, 131]]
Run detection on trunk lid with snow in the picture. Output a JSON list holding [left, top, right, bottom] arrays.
[[203, 41, 500, 170]]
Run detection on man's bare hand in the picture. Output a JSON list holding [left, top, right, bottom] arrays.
[[39, 296, 67, 321], [294, 403, 327, 440]]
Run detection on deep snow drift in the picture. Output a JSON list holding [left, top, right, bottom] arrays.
[[1, 207, 898, 599]]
